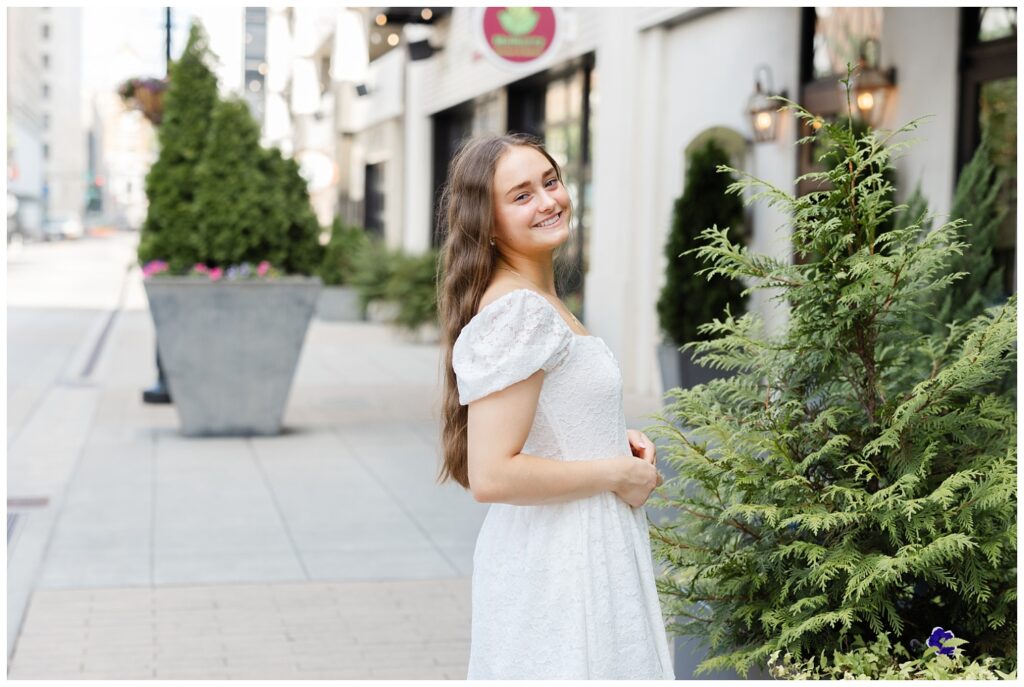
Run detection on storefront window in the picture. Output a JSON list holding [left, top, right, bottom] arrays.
[[810, 7, 882, 79], [541, 66, 591, 312], [980, 77, 1016, 293], [979, 7, 1017, 41], [472, 93, 506, 137], [958, 7, 1016, 294], [798, 9, 885, 198]]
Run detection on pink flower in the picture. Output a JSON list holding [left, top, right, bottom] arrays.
[[142, 260, 168, 277], [193, 263, 209, 274], [208, 267, 224, 281], [257, 261, 270, 277]]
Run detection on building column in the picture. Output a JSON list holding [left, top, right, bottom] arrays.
[[403, 57, 433, 254], [585, 9, 658, 399]]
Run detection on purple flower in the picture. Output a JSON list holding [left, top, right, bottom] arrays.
[[927, 627, 955, 656]]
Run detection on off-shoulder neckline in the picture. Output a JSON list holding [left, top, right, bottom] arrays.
[[474, 288, 596, 339]]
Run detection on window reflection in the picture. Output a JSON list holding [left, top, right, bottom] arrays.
[[811, 7, 882, 78], [979, 7, 1017, 42]]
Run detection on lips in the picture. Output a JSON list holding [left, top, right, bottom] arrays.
[[533, 212, 562, 228]]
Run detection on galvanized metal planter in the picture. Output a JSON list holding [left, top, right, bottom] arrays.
[[144, 276, 322, 436], [315, 285, 365, 321]]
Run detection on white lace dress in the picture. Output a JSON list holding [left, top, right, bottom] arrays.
[[452, 288, 675, 680]]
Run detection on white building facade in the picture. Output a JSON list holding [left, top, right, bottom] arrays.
[[342, 6, 1015, 402]]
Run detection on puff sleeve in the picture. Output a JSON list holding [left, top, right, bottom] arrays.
[[452, 290, 574, 406]]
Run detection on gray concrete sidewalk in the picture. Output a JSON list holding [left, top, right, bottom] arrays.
[[7, 258, 666, 679]]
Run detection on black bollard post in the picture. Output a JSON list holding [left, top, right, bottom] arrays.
[[142, 346, 172, 404]]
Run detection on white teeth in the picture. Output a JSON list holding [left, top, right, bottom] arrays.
[[534, 213, 560, 228]]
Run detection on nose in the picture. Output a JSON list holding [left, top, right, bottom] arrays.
[[537, 188, 557, 212]]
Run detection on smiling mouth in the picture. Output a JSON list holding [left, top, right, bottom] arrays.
[[533, 212, 562, 228]]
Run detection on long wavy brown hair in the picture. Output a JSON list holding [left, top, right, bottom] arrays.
[[435, 133, 573, 490]]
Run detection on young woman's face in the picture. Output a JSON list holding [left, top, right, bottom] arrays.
[[491, 145, 570, 257]]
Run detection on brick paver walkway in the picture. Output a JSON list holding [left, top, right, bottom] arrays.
[[9, 578, 471, 679]]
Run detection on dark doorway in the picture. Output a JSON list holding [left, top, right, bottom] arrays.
[[431, 103, 474, 248], [364, 162, 385, 240]]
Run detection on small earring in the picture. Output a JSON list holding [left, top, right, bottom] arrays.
[[489, 238, 495, 246]]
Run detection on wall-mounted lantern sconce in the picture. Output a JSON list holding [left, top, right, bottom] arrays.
[[846, 38, 896, 128], [405, 23, 439, 61], [747, 65, 787, 143]]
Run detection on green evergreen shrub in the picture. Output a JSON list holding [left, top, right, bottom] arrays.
[[190, 99, 322, 275], [137, 22, 218, 273], [320, 219, 371, 287], [926, 134, 1008, 332], [647, 67, 1017, 677], [262, 149, 325, 276], [193, 99, 266, 266], [656, 139, 748, 346]]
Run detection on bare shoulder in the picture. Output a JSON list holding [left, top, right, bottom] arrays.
[[477, 278, 534, 315]]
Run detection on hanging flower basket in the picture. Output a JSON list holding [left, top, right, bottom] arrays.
[[118, 77, 168, 125]]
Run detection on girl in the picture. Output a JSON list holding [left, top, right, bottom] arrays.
[[436, 133, 675, 679]]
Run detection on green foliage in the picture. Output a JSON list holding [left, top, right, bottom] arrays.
[[385, 249, 440, 331], [768, 633, 1016, 680], [907, 135, 1008, 336], [139, 20, 322, 276], [262, 149, 325, 276], [657, 138, 748, 345], [320, 219, 371, 286], [138, 22, 218, 272], [647, 66, 1017, 677], [349, 239, 400, 308], [191, 100, 323, 275], [193, 99, 266, 266], [811, 114, 899, 244], [348, 241, 440, 332]]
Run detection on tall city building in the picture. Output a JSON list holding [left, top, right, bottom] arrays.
[[37, 7, 86, 223], [7, 7, 47, 238]]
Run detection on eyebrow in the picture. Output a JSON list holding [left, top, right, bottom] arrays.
[[505, 167, 556, 197]]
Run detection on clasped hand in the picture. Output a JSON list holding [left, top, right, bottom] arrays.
[[612, 429, 662, 508]]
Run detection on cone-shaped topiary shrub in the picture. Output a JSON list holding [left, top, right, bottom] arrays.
[[647, 67, 1017, 677], [138, 22, 218, 273], [141, 21, 323, 277], [193, 99, 267, 267], [265, 149, 325, 276], [657, 138, 748, 346]]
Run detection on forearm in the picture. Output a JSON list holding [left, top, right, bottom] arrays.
[[474, 452, 618, 506]]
